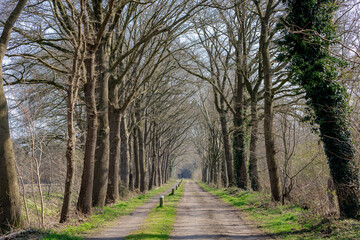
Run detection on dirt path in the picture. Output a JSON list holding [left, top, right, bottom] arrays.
[[170, 181, 269, 240], [85, 183, 177, 240]]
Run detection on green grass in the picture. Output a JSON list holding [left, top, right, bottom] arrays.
[[41, 181, 178, 240], [125, 182, 185, 240], [198, 182, 360, 240]]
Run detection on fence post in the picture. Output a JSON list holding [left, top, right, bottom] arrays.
[[160, 195, 164, 207]]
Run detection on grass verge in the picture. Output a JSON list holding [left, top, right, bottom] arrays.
[[198, 182, 360, 240], [41, 180, 178, 240], [125, 182, 185, 240]]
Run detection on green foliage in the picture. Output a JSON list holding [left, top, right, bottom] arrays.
[[199, 182, 360, 239], [42, 233, 82, 240], [125, 183, 185, 240], [199, 182, 306, 235], [278, 0, 360, 218]]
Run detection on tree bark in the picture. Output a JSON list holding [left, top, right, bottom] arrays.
[[157, 136, 162, 185], [77, 49, 97, 215], [260, 17, 281, 201], [233, 71, 247, 189], [148, 123, 156, 190], [137, 124, 146, 192], [119, 115, 129, 191], [219, 111, 233, 187], [93, 42, 110, 207], [0, 0, 28, 230], [128, 132, 134, 191], [132, 126, 140, 189], [106, 103, 121, 203], [60, 62, 80, 222], [249, 95, 261, 191]]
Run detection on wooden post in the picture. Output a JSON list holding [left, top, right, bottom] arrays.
[[160, 195, 164, 207], [176, 185, 178, 190], [172, 188, 175, 195]]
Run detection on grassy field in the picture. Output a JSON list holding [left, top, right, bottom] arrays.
[[25, 180, 178, 239], [199, 182, 360, 240], [125, 181, 185, 240]]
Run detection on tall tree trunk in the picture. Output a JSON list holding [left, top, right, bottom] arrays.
[[0, 62, 22, 231], [219, 111, 233, 187], [148, 124, 156, 190], [137, 125, 146, 192], [60, 59, 80, 222], [0, 0, 27, 230], [133, 128, 140, 189], [232, 0, 249, 190], [128, 133, 134, 191], [77, 50, 97, 215], [153, 132, 159, 187], [282, 0, 360, 219], [202, 161, 208, 183], [120, 115, 129, 191], [233, 71, 247, 189], [135, 101, 146, 192], [93, 42, 110, 207], [260, 18, 281, 201], [163, 153, 169, 183], [249, 95, 261, 191], [222, 155, 228, 187], [157, 138, 162, 185], [106, 103, 121, 203]]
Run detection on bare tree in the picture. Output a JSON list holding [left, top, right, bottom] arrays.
[[0, 0, 27, 230]]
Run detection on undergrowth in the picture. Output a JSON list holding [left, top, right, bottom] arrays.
[[39, 180, 177, 240], [198, 182, 360, 240]]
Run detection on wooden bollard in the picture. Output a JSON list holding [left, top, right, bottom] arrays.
[[160, 195, 164, 207], [172, 188, 175, 195]]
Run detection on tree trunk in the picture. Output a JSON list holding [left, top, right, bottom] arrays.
[[148, 124, 156, 190], [0, 0, 28, 230], [119, 115, 129, 191], [135, 101, 146, 192], [0, 65, 22, 230], [249, 95, 261, 191], [157, 139, 162, 185], [106, 103, 121, 203], [154, 132, 159, 187], [60, 73, 79, 222], [128, 133, 134, 191], [93, 43, 110, 207], [163, 153, 169, 183], [77, 50, 97, 215], [219, 111, 233, 187], [260, 20, 281, 201], [133, 127, 140, 189], [202, 161, 208, 183], [282, 0, 360, 219], [233, 71, 247, 189], [137, 125, 146, 192]]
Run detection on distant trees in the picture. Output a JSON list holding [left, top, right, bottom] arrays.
[[46, 0, 209, 216], [0, 0, 208, 229], [189, 0, 285, 200]]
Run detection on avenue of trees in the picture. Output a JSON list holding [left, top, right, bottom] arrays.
[[1, 0, 360, 231]]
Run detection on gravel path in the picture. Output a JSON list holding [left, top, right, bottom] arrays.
[[170, 181, 269, 240], [85, 183, 177, 240]]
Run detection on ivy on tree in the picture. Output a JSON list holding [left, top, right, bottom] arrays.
[[278, 0, 360, 219]]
